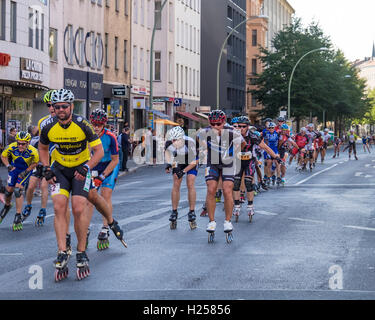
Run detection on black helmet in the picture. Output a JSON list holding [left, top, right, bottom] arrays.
[[237, 116, 250, 125], [277, 116, 285, 122], [264, 118, 272, 123], [208, 110, 226, 123]]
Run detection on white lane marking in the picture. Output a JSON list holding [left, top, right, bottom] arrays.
[[288, 218, 324, 224], [355, 172, 363, 177], [365, 164, 371, 167], [115, 181, 144, 189], [257, 210, 278, 216], [295, 164, 338, 186], [365, 175, 373, 178], [22, 214, 54, 225], [339, 162, 344, 164], [0, 253, 23, 256], [344, 225, 375, 232], [286, 184, 375, 187]]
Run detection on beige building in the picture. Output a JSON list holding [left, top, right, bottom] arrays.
[[103, 0, 132, 132]]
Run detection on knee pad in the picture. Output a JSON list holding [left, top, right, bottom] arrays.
[[14, 187, 23, 198], [233, 177, 241, 192], [245, 177, 254, 192], [5, 190, 13, 198]]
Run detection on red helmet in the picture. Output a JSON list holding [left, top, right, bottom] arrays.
[[90, 108, 108, 125], [208, 110, 226, 123]]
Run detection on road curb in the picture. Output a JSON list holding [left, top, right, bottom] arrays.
[[118, 164, 147, 178]]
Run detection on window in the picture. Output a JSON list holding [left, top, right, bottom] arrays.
[[41, 13, 44, 51], [176, 18, 179, 45], [125, 0, 129, 15], [133, 46, 137, 78], [180, 20, 184, 48], [49, 28, 58, 61], [64, 25, 74, 64], [90, 31, 96, 69], [197, 29, 200, 54], [96, 33, 103, 70], [193, 69, 196, 96], [197, 70, 200, 96], [0, 0, 5, 40], [98, 0, 102, 5], [185, 22, 188, 50], [176, 63, 179, 93], [134, 0, 138, 24], [147, 0, 152, 29], [251, 95, 257, 107], [10, 1, 16, 43], [189, 25, 192, 51], [251, 59, 257, 74], [146, 49, 150, 80], [115, 0, 119, 11], [77, 28, 85, 66], [124, 40, 128, 72], [106, 0, 110, 7], [185, 66, 188, 94], [114, 36, 118, 70], [227, 6, 232, 19], [252, 29, 257, 46], [154, 51, 161, 81], [140, 0, 144, 25], [169, 2, 173, 32], [180, 65, 183, 94], [227, 60, 231, 73], [105, 33, 109, 67], [140, 48, 144, 79], [155, 0, 161, 30], [168, 52, 173, 83]]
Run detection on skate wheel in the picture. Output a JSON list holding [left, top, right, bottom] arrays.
[[189, 221, 197, 230], [208, 232, 215, 243], [170, 221, 177, 230], [235, 215, 239, 223], [249, 215, 253, 223], [226, 232, 233, 243]]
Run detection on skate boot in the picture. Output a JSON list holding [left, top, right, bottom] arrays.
[[281, 178, 286, 186], [97, 226, 110, 251], [169, 210, 178, 230], [206, 221, 216, 243], [215, 190, 222, 203], [187, 210, 197, 230], [276, 177, 282, 187], [332, 154, 336, 158], [260, 181, 268, 191], [355, 155, 358, 160], [224, 220, 234, 243], [309, 164, 313, 172], [247, 205, 255, 223], [0, 204, 12, 224], [108, 219, 127, 248], [200, 204, 208, 217], [76, 251, 90, 281], [233, 204, 241, 223], [21, 204, 32, 222], [54, 251, 70, 282], [12, 213, 23, 231], [66, 234, 73, 256], [85, 227, 90, 249], [35, 208, 46, 226], [271, 175, 276, 186]]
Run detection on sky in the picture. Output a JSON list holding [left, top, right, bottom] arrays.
[[287, 0, 375, 62]]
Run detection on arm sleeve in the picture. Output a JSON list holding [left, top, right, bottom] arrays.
[[1, 145, 9, 158], [109, 133, 119, 155], [31, 147, 40, 163], [39, 126, 50, 146]]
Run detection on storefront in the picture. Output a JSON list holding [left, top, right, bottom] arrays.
[[63, 68, 103, 118], [131, 86, 150, 131]]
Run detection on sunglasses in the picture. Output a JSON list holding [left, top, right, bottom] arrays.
[[47, 103, 53, 108], [238, 125, 248, 128], [210, 122, 224, 127], [17, 142, 27, 146], [54, 104, 71, 110]]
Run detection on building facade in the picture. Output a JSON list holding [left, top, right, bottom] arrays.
[[246, 0, 268, 123], [0, 0, 49, 143], [201, 0, 247, 116], [103, 0, 131, 132], [49, 0, 104, 119], [174, 0, 201, 124]]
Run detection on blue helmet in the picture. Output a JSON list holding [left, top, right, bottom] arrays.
[[253, 131, 261, 137], [281, 124, 289, 130], [231, 117, 239, 125]]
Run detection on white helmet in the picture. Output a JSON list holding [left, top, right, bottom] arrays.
[[324, 128, 329, 132], [51, 89, 74, 104], [301, 127, 307, 132], [167, 126, 185, 141], [307, 123, 314, 129]]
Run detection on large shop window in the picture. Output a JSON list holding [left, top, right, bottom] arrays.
[[7, 98, 32, 131]]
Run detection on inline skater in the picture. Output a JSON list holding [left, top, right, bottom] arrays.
[[342, 129, 358, 160], [86, 109, 121, 250], [165, 126, 199, 230], [0, 132, 39, 231], [275, 116, 286, 134], [39, 89, 125, 282], [320, 129, 331, 163], [262, 122, 281, 186], [232, 116, 281, 222], [332, 136, 342, 158], [313, 133, 324, 164], [291, 127, 308, 170], [197, 110, 245, 243], [362, 135, 371, 154], [278, 124, 299, 185], [305, 124, 321, 171], [22, 90, 56, 227]]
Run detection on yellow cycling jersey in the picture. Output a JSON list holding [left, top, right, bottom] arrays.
[[38, 114, 51, 134], [39, 114, 102, 168], [1, 142, 39, 171]]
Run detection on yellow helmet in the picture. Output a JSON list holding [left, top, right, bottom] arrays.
[[16, 131, 31, 142], [43, 90, 56, 103]]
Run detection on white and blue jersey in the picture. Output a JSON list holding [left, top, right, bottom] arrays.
[[92, 128, 120, 190], [263, 129, 279, 159]]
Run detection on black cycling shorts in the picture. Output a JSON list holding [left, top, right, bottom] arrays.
[[235, 160, 256, 179], [50, 162, 90, 198], [205, 164, 235, 183], [31, 164, 44, 179]]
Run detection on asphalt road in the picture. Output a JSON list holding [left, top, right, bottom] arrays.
[[1, 144, 375, 300]]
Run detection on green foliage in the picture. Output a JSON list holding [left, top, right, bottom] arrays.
[[250, 18, 370, 124]]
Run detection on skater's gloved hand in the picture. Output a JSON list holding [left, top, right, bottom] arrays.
[[75, 164, 90, 181], [7, 164, 14, 172], [18, 170, 29, 180], [174, 168, 185, 179], [93, 174, 106, 187], [165, 164, 172, 174], [43, 166, 56, 183]]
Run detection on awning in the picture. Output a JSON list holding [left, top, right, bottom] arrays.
[[193, 112, 209, 120], [176, 111, 202, 123], [152, 110, 170, 119], [154, 119, 179, 126]]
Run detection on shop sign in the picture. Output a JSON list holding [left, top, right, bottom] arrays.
[[0, 53, 11, 66], [3, 86, 12, 95], [152, 102, 165, 111], [133, 97, 146, 110], [131, 85, 149, 95], [20, 58, 43, 83], [112, 86, 127, 96]]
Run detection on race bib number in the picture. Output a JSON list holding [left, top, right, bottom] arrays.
[[50, 183, 60, 196], [83, 172, 91, 192], [172, 161, 178, 169], [237, 152, 252, 160], [91, 170, 98, 178]]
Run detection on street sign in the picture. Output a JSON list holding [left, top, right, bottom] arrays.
[[112, 86, 126, 96], [173, 98, 182, 107]]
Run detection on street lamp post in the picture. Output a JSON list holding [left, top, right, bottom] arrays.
[[287, 47, 329, 120], [216, 15, 267, 109], [149, 0, 168, 112]]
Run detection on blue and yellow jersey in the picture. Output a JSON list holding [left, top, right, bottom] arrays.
[[93, 128, 119, 173], [1, 142, 39, 171], [39, 114, 102, 168]]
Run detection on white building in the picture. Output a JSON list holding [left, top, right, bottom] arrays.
[[263, 0, 294, 52], [0, 0, 49, 140], [131, 0, 176, 130], [174, 0, 201, 121]]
